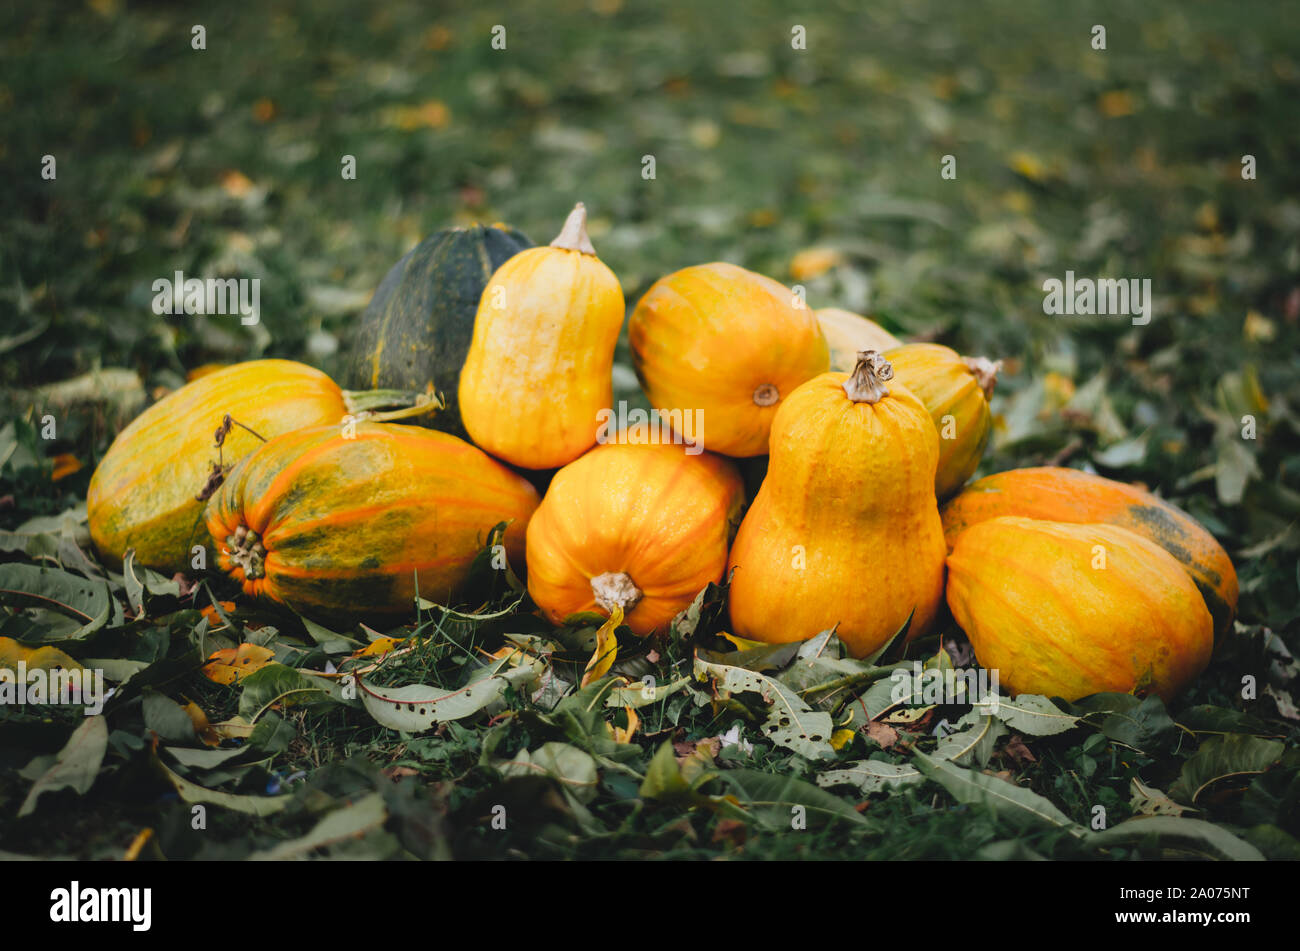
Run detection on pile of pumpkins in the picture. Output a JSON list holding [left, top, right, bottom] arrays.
[[86, 203, 1237, 703]]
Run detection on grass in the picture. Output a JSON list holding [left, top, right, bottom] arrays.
[[0, 0, 1297, 860]]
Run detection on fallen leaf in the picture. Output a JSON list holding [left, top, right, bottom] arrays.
[[1002, 734, 1037, 764], [581, 605, 621, 687], [49, 453, 81, 481], [202, 643, 275, 685], [181, 701, 222, 747], [865, 719, 900, 749]]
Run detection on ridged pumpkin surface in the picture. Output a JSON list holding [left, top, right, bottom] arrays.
[[345, 223, 532, 439], [818, 308, 903, 372], [88, 360, 349, 573], [946, 516, 1214, 702], [526, 443, 744, 635], [458, 204, 624, 469], [884, 343, 998, 501], [727, 352, 946, 656], [940, 466, 1238, 635], [205, 422, 540, 620], [629, 263, 829, 458]]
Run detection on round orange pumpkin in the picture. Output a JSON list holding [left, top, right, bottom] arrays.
[[525, 443, 744, 635], [946, 516, 1214, 702], [629, 263, 829, 458]]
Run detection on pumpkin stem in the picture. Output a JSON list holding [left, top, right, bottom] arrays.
[[549, 202, 597, 255], [224, 524, 267, 581], [342, 386, 441, 415], [752, 383, 780, 407], [591, 571, 642, 616], [354, 390, 445, 424], [962, 356, 1002, 401], [842, 350, 894, 403]]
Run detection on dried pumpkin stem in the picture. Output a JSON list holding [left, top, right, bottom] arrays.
[[549, 202, 597, 255], [962, 356, 1002, 401], [842, 350, 894, 403], [224, 525, 267, 580], [752, 383, 780, 407], [591, 571, 642, 615]]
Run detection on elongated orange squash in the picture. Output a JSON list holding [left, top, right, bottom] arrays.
[[629, 263, 829, 458], [940, 467, 1238, 635], [204, 422, 539, 620], [946, 517, 1214, 702], [884, 343, 1000, 500], [88, 360, 351, 573], [458, 203, 625, 469], [526, 443, 744, 635], [818, 308, 903, 372], [727, 351, 946, 656]]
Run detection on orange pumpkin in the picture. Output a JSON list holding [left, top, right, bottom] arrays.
[[884, 343, 1000, 500], [727, 351, 947, 656], [526, 443, 744, 635], [940, 466, 1238, 635], [205, 422, 539, 620], [629, 263, 829, 458], [946, 516, 1214, 702], [818, 308, 903, 372]]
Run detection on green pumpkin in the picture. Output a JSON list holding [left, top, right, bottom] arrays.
[[344, 223, 532, 437]]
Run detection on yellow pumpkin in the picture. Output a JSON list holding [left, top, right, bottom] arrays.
[[883, 343, 1000, 500], [817, 308, 903, 372], [526, 443, 744, 635], [946, 516, 1214, 702], [726, 351, 946, 656], [940, 467, 1238, 636], [629, 263, 829, 458], [458, 203, 625, 469]]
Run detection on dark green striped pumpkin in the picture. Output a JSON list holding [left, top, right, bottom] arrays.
[[345, 223, 532, 437]]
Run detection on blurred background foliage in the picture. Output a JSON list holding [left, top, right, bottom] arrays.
[[1, 0, 1297, 623]]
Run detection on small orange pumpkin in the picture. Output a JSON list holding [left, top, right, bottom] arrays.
[[525, 443, 744, 635], [629, 263, 828, 458]]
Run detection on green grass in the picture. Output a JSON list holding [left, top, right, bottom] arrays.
[[0, 0, 1297, 860]]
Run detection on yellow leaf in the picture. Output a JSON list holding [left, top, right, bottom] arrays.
[[719, 631, 768, 652], [830, 729, 857, 750], [611, 706, 639, 744], [181, 702, 222, 747], [1244, 310, 1276, 343], [123, 828, 154, 861], [1098, 90, 1137, 117], [50, 453, 82, 481], [211, 716, 255, 740], [354, 636, 406, 657], [219, 169, 255, 198], [0, 636, 83, 673], [202, 643, 275, 685], [1008, 151, 1047, 183], [385, 100, 451, 131], [789, 247, 843, 281], [581, 605, 622, 687]]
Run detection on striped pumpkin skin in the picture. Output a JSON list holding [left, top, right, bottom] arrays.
[[629, 263, 829, 458], [818, 308, 903, 372], [526, 443, 744, 635], [87, 360, 348, 573], [946, 517, 1213, 702], [344, 224, 532, 439], [939, 467, 1238, 636], [884, 343, 998, 501], [205, 422, 540, 620]]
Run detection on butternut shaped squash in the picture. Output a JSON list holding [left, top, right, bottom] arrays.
[[818, 308, 903, 372], [526, 443, 744, 635], [946, 516, 1214, 702], [940, 466, 1238, 635], [458, 203, 625, 469], [205, 422, 539, 620], [727, 351, 947, 656], [629, 263, 829, 458], [884, 343, 1000, 500]]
